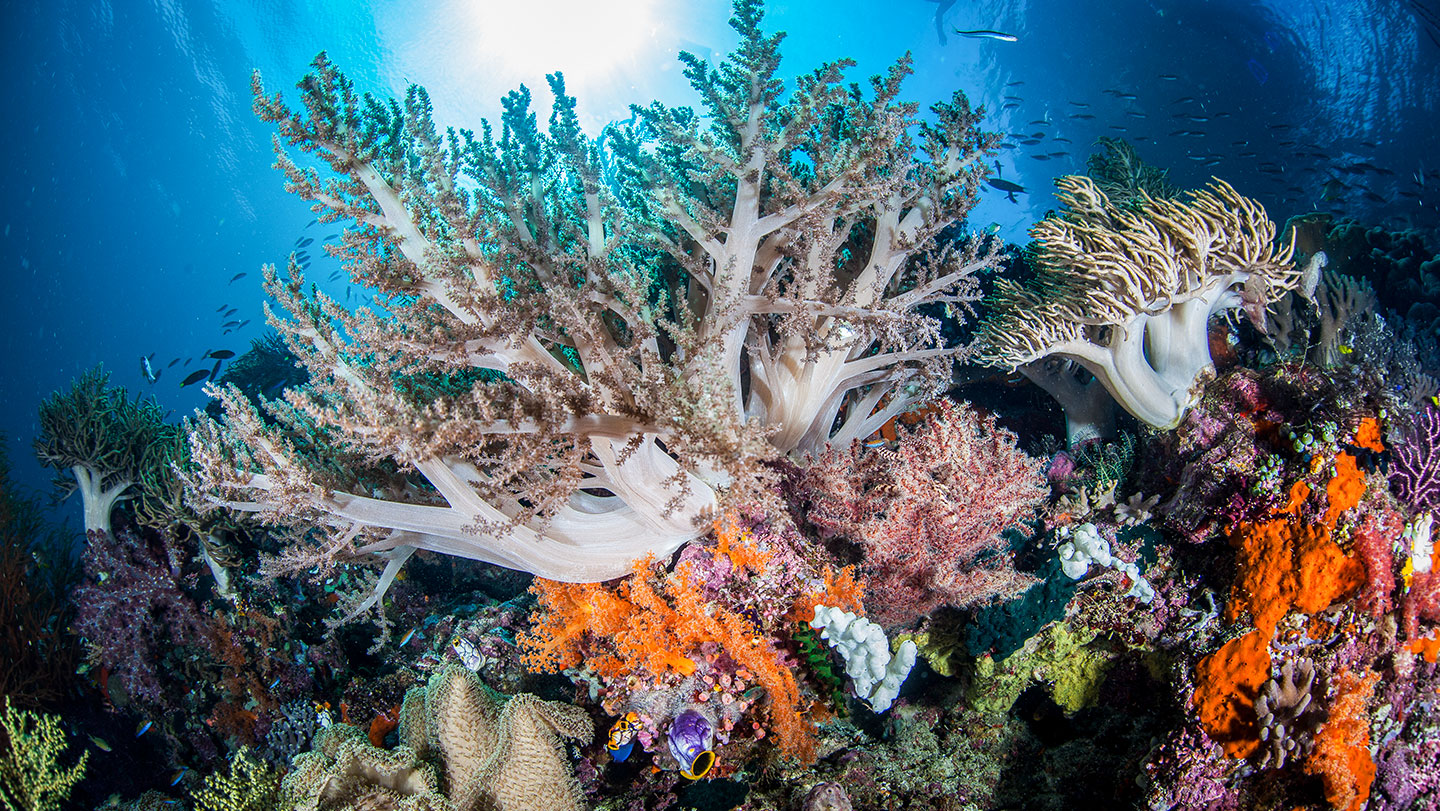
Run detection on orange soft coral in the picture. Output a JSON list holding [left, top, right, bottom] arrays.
[[1192, 629, 1271, 759], [1306, 670, 1379, 811], [521, 558, 817, 762]]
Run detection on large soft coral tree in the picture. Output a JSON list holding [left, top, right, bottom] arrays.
[[977, 175, 1301, 430], [186, 1, 1000, 584]]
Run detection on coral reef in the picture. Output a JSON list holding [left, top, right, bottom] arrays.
[[0, 697, 89, 811]]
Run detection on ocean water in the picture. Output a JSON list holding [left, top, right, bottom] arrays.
[[2, 1, 1439, 809]]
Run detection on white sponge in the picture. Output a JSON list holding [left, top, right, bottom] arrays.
[[1057, 522, 1154, 603], [809, 605, 917, 712]]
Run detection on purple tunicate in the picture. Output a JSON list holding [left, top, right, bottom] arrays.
[[667, 708, 716, 779]]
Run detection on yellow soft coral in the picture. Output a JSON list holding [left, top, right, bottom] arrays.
[[0, 698, 89, 811]]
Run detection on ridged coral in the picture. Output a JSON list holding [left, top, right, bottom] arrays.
[[404, 665, 593, 811], [280, 723, 450, 811]]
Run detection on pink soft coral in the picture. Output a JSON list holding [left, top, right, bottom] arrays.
[[804, 400, 1047, 628]]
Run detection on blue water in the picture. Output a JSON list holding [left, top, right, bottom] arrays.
[[2, 0, 1437, 512]]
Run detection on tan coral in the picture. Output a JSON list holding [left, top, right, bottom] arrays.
[[403, 665, 594, 811], [280, 723, 452, 811]]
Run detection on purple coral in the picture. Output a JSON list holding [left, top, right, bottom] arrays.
[[1391, 403, 1440, 510], [72, 525, 219, 708]]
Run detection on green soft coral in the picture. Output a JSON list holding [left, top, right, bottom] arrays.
[[0, 697, 89, 811], [34, 366, 171, 536], [190, 749, 281, 811]]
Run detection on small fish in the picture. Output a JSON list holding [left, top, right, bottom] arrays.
[[296, 237, 314, 248], [223, 307, 238, 317], [167, 358, 180, 367], [1003, 95, 1024, 102], [1031, 154, 1053, 161], [1068, 101, 1091, 107], [89, 735, 112, 752], [453, 637, 484, 671], [183, 357, 193, 367], [216, 304, 227, 313], [135, 720, 153, 737], [1005, 80, 1025, 86], [324, 233, 339, 240], [229, 272, 247, 283], [140, 354, 158, 385], [1048, 151, 1070, 157], [1125, 111, 1148, 118], [236, 319, 251, 329], [1052, 137, 1072, 143], [222, 320, 243, 328], [180, 369, 210, 387], [399, 627, 419, 647], [268, 676, 282, 690], [1268, 123, 1294, 130], [1070, 114, 1096, 120], [607, 712, 641, 762], [1019, 138, 1043, 145], [1172, 96, 1197, 104], [169, 769, 188, 787], [207, 349, 236, 360], [954, 28, 1018, 42], [1158, 73, 1180, 80]]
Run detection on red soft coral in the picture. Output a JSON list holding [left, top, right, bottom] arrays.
[[804, 400, 1047, 628]]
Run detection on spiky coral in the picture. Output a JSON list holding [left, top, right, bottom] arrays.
[[0, 698, 89, 811]]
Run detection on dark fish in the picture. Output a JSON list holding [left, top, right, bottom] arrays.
[[168, 358, 180, 367], [1068, 101, 1090, 107], [1031, 154, 1053, 161], [1028, 119, 1051, 126], [305, 218, 317, 228], [211, 359, 223, 380], [1125, 111, 1148, 118], [216, 305, 227, 313], [229, 273, 247, 283], [1159, 74, 1180, 80], [1070, 114, 1096, 120], [1003, 95, 1024, 101], [207, 350, 236, 360], [222, 320, 242, 328], [237, 319, 251, 329], [184, 358, 193, 367], [180, 369, 210, 387], [999, 143, 1017, 149], [1268, 123, 1293, 130], [1052, 137, 1072, 143], [986, 178, 1027, 202], [324, 233, 339, 240], [1019, 139, 1043, 145], [1108, 125, 1127, 131], [1171, 96, 1196, 104], [954, 28, 1018, 42], [297, 237, 314, 248], [1048, 151, 1070, 157], [1005, 81, 1025, 86], [223, 308, 238, 317], [1001, 103, 1020, 110], [328, 271, 344, 281]]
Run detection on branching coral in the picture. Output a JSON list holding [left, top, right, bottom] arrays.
[[977, 176, 1300, 429], [34, 366, 171, 536], [184, 0, 1001, 586], [1306, 670, 1379, 811], [803, 400, 1047, 628], [0, 697, 89, 811]]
